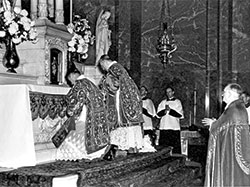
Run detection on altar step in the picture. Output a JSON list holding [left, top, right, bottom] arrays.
[[144, 161, 203, 187], [93, 156, 202, 187], [0, 148, 203, 187]]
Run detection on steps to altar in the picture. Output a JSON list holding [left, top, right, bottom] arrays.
[[0, 147, 203, 187]]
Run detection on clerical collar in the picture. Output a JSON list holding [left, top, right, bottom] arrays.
[[167, 97, 176, 101]]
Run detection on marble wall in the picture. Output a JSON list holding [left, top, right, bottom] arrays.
[[140, 0, 208, 126], [116, 0, 250, 127]]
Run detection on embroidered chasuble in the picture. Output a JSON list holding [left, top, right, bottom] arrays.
[[100, 62, 144, 150], [107, 63, 144, 126], [56, 77, 109, 160], [204, 99, 250, 186]]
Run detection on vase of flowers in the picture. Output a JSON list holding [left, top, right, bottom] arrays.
[[67, 15, 94, 63], [0, 0, 37, 73], [3, 36, 19, 73]]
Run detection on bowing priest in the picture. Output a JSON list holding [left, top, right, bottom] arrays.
[[55, 62, 110, 161], [98, 55, 144, 154]]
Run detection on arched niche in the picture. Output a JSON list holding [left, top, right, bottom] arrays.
[[45, 37, 68, 85], [50, 48, 62, 85]]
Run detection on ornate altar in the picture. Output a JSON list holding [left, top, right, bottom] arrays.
[[0, 84, 70, 168]]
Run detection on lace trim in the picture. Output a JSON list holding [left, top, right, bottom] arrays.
[[209, 121, 250, 175], [235, 125, 250, 175]]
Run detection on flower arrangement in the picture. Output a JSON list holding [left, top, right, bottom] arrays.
[[67, 15, 94, 60], [0, 0, 37, 45]]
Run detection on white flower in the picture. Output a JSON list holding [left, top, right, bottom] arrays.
[[12, 37, 21, 44], [78, 38, 85, 45], [20, 16, 30, 24], [14, 7, 21, 14], [4, 10, 12, 22], [8, 22, 18, 35], [23, 22, 31, 31], [0, 0, 37, 45], [67, 15, 93, 59], [20, 10, 28, 17], [29, 29, 37, 40], [67, 23, 74, 34], [77, 45, 83, 53], [0, 31, 6, 37], [68, 40, 76, 47], [68, 46, 76, 52], [81, 53, 88, 59]]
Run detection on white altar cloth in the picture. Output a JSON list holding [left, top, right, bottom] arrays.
[[0, 84, 70, 168]]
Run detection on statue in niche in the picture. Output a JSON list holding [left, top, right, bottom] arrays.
[[50, 56, 59, 84]]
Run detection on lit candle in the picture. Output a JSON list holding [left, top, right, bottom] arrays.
[[70, 0, 73, 23]]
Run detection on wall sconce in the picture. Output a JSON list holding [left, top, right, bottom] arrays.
[[156, 0, 177, 67]]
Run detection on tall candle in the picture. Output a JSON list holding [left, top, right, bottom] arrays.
[[70, 0, 72, 23]]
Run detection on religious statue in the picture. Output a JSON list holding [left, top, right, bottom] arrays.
[[95, 9, 112, 66], [50, 57, 59, 84]]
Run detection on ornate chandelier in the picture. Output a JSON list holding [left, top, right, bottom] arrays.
[[156, 0, 177, 67]]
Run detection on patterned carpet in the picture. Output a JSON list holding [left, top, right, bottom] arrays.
[[0, 147, 180, 187]]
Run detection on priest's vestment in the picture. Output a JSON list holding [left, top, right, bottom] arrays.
[[101, 62, 144, 150], [204, 99, 250, 186], [56, 76, 109, 160]]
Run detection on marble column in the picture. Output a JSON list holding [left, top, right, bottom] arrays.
[[55, 0, 64, 24], [30, 0, 38, 20], [38, 0, 48, 19]]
